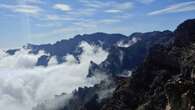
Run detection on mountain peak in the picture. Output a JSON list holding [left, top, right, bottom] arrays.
[[174, 19, 195, 47], [101, 19, 195, 110]]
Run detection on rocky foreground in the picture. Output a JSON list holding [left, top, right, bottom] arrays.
[[101, 19, 195, 110]]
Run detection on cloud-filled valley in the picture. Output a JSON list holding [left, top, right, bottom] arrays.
[[0, 42, 108, 110], [0, 0, 194, 110]]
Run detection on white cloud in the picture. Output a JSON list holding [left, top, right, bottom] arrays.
[[97, 87, 115, 101], [48, 56, 58, 66], [73, 18, 120, 28], [0, 42, 108, 110], [35, 22, 62, 28], [99, 19, 121, 24], [21, 0, 44, 5], [117, 37, 141, 47], [79, 0, 105, 8], [0, 49, 45, 68], [68, 8, 96, 17], [113, 2, 133, 11], [53, 3, 72, 12], [35, 18, 121, 37], [0, 50, 7, 59], [105, 2, 133, 14], [136, 0, 155, 4], [148, 1, 195, 15], [80, 0, 133, 14], [32, 17, 123, 41], [105, 9, 122, 13], [33, 14, 76, 22], [0, 4, 42, 15]]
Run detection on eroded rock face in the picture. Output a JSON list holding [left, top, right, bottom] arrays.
[[88, 31, 173, 77], [174, 19, 195, 47], [101, 19, 195, 110], [165, 78, 195, 110]]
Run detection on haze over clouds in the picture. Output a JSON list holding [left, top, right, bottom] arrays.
[[0, 42, 108, 110]]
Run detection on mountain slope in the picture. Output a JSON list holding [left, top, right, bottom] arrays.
[[101, 19, 195, 110], [26, 32, 127, 56], [7, 33, 127, 66], [88, 31, 173, 77], [55, 32, 174, 110]]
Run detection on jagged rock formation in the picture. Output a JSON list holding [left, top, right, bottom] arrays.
[[58, 77, 120, 110], [88, 31, 173, 77], [36, 55, 50, 66], [7, 31, 173, 68], [101, 19, 195, 110], [174, 19, 195, 47], [56, 31, 174, 110], [6, 33, 127, 66], [6, 49, 19, 55], [27, 33, 127, 65]]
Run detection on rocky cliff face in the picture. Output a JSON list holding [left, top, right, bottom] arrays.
[[174, 19, 195, 47], [101, 19, 195, 110], [59, 30, 174, 110], [88, 31, 173, 77]]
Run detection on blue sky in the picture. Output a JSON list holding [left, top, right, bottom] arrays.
[[0, 0, 195, 48]]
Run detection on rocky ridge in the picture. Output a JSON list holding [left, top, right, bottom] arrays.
[[101, 19, 195, 110]]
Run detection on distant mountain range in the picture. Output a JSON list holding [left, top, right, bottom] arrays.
[[7, 31, 173, 69], [54, 19, 195, 110], [7, 32, 127, 66]]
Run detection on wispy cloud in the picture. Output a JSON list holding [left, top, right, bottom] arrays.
[[0, 0, 133, 39], [31, 18, 122, 40], [113, 2, 133, 10], [136, 0, 155, 4], [35, 22, 62, 28], [105, 9, 122, 13], [73, 18, 121, 28], [43, 14, 76, 21], [80, 0, 133, 14], [53, 3, 72, 12], [21, 0, 44, 5], [0, 0, 132, 25], [105, 2, 133, 13], [67, 8, 96, 17], [31, 26, 84, 40], [0, 4, 42, 15], [99, 19, 121, 24], [148, 1, 195, 15], [79, 0, 105, 8]]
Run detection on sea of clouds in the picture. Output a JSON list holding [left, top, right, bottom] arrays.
[[0, 42, 108, 110]]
